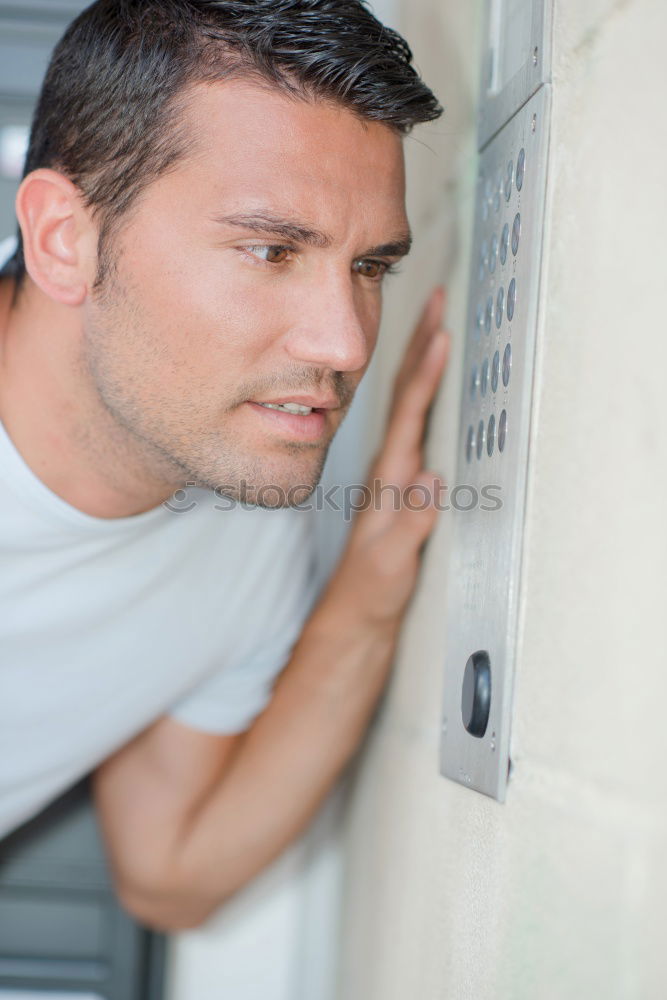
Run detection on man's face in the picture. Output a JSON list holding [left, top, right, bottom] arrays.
[[83, 80, 410, 505]]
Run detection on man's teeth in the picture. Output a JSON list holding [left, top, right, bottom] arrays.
[[258, 402, 313, 415]]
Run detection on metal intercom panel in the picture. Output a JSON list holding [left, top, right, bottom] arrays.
[[479, 0, 552, 148], [439, 0, 552, 801]]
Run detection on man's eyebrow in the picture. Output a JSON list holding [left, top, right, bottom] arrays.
[[212, 211, 412, 258], [212, 212, 332, 248], [363, 236, 413, 258]]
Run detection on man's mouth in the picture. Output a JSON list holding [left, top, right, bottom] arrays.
[[245, 396, 336, 442], [257, 402, 314, 415], [251, 392, 340, 414]]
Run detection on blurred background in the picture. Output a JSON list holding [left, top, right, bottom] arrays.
[[0, 0, 665, 998]]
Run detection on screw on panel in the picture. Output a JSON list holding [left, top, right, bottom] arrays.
[[533, 46, 538, 66], [531, 114, 537, 133], [507, 757, 514, 780]]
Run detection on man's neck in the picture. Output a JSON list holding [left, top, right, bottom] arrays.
[[0, 277, 179, 519]]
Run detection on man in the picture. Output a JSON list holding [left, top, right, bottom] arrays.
[[0, 0, 449, 931]]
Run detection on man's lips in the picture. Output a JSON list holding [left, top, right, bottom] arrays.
[[250, 394, 340, 410], [245, 400, 330, 440]]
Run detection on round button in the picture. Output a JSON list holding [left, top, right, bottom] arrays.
[[502, 342, 512, 387], [507, 277, 516, 322], [495, 286, 504, 328], [470, 364, 478, 398], [504, 159, 513, 201], [511, 212, 521, 255], [461, 651, 491, 738], [466, 424, 475, 463], [516, 147, 526, 190], [485, 296, 493, 334], [480, 357, 489, 396], [476, 302, 484, 333], [500, 222, 509, 265], [487, 413, 496, 456], [489, 233, 498, 274], [476, 418, 485, 459], [498, 408, 508, 452], [491, 349, 500, 392]]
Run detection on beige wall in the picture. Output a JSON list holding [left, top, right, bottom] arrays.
[[336, 1, 667, 998]]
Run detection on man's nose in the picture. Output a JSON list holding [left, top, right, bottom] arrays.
[[283, 278, 372, 373]]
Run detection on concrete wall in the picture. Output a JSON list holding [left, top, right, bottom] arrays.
[[335, 1, 667, 998]]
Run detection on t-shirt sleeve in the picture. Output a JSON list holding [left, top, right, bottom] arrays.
[[166, 507, 317, 734]]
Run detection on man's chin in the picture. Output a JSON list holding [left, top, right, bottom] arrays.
[[211, 459, 326, 509], [183, 435, 330, 507], [238, 480, 317, 509]]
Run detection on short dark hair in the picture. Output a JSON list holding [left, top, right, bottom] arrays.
[[3, 0, 442, 288]]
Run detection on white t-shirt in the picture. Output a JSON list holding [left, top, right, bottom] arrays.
[[0, 415, 315, 839]]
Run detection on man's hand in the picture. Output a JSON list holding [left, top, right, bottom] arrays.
[[324, 284, 450, 631], [93, 286, 451, 932]]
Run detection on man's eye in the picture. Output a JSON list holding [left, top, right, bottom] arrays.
[[353, 259, 399, 280], [244, 245, 292, 264]]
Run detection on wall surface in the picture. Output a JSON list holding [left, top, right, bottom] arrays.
[[336, 1, 667, 998]]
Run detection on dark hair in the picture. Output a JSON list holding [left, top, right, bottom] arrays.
[[3, 0, 442, 287]]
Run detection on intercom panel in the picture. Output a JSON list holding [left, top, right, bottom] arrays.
[[479, 0, 552, 147], [439, 81, 551, 801]]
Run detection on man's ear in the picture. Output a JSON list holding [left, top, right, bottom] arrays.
[[15, 168, 98, 306]]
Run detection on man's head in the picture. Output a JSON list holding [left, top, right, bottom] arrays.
[[5, 0, 442, 507]]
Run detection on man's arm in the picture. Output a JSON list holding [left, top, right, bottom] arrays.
[[93, 288, 450, 932]]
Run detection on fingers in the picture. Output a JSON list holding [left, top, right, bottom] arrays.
[[377, 329, 450, 484], [392, 286, 447, 403], [413, 286, 446, 355]]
